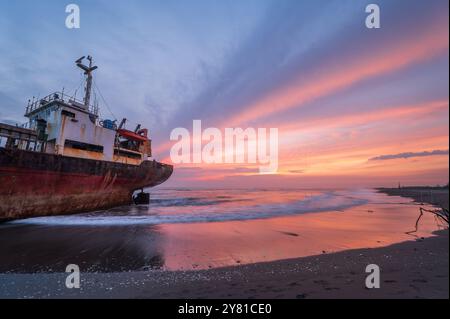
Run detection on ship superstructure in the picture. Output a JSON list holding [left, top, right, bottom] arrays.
[[0, 56, 172, 221], [22, 56, 151, 165]]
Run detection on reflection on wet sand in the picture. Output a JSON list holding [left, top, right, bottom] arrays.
[[160, 201, 443, 270], [0, 225, 165, 273]]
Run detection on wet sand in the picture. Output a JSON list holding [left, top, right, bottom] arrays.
[[0, 230, 447, 299], [0, 190, 444, 273]]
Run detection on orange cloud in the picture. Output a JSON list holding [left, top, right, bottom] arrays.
[[275, 100, 448, 136], [160, 99, 448, 182]]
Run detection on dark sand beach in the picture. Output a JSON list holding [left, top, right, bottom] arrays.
[[0, 230, 447, 299], [0, 188, 447, 299]]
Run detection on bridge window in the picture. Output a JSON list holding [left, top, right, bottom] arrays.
[[65, 139, 103, 153]]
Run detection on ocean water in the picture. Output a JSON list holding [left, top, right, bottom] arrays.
[[0, 188, 444, 272], [10, 188, 369, 226]]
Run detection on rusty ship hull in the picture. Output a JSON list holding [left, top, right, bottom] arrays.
[[0, 147, 173, 221]]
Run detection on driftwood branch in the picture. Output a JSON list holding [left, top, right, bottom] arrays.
[[406, 209, 424, 235], [420, 207, 449, 225], [406, 207, 449, 235]]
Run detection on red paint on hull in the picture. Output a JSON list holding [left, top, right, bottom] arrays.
[[0, 148, 173, 221]]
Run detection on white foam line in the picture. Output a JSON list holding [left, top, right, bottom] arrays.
[[8, 192, 368, 227]]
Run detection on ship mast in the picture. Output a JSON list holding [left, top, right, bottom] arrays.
[[75, 56, 98, 110]]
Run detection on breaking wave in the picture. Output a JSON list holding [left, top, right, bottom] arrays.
[[9, 189, 369, 226]]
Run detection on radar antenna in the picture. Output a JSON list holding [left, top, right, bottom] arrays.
[[75, 55, 98, 110]]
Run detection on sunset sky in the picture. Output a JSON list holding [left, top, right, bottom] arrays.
[[0, 0, 448, 188]]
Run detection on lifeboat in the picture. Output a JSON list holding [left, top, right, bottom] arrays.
[[116, 128, 148, 142]]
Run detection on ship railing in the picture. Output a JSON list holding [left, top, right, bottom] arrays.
[[25, 92, 99, 117], [20, 121, 37, 131]]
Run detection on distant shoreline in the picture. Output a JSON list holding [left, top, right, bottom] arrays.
[[377, 186, 449, 210]]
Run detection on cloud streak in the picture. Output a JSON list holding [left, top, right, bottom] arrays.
[[370, 150, 449, 161], [224, 15, 449, 127]]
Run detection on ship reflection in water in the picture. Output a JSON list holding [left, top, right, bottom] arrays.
[[0, 188, 444, 273]]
